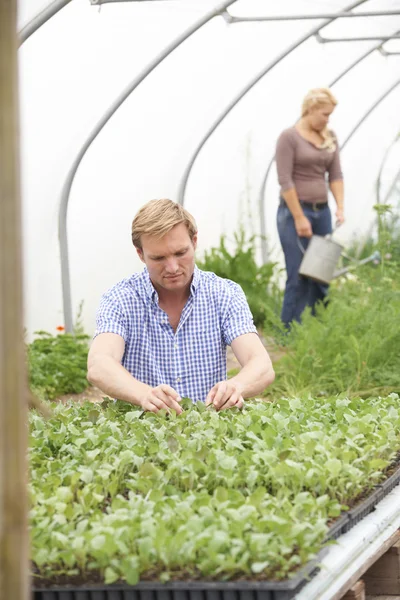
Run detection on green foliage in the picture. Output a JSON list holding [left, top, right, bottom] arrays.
[[30, 394, 400, 584], [197, 229, 282, 328], [268, 267, 400, 399], [374, 203, 400, 271], [28, 331, 90, 400], [268, 204, 400, 399], [346, 204, 400, 264]]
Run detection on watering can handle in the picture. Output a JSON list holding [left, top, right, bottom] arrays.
[[297, 237, 306, 255], [297, 222, 342, 255]]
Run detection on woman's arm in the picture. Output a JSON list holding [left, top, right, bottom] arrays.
[[328, 141, 344, 224], [276, 131, 312, 237], [282, 187, 312, 238], [329, 179, 344, 225]]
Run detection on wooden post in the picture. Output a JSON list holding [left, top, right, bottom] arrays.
[[341, 580, 365, 600], [364, 539, 400, 595], [0, 0, 30, 599]]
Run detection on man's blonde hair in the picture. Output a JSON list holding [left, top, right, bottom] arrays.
[[301, 88, 338, 152], [131, 199, 198, 249]]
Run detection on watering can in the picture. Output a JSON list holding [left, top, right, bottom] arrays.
[[298, 232, 380, 285]]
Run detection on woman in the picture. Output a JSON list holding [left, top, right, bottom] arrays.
[[276, 87, 344, 330]]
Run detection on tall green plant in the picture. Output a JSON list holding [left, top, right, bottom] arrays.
[[28, 331, 90, 400], [197, 229, 282, 328], [347, 204, 400, 264], [27, 303, 90, 400], [374, 202, 393, 273], [267, 267, 400, 399]]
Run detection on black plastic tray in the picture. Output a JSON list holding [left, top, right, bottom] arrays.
[[33, 551, 326, 600], [326, 464, 400, 539]]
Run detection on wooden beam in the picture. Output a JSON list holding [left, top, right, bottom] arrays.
[[0, 0, 29, 599], [341, 579, 365, 600], [331, 530, 400, 600], [364, 540, 400, 595]]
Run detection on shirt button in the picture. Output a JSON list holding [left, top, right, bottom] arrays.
[[176, 377, 181, 383], [174, 343, 178, 349]]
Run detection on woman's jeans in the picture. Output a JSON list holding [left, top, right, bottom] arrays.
[[277, 200, 332, 329]]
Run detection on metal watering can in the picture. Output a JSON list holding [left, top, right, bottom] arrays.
[[298, 232, 380, 285]]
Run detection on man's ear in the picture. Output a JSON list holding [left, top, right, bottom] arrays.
[[192, 234, 198, 251], [136, 247, 145, 263]]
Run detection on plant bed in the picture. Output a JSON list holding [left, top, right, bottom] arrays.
[[324, 455, 400, 540], [30, 394, 400, 595], [32, 552, 326, 600], [343, 460, 400, 534]]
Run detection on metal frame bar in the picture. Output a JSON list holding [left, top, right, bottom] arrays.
[[355, 147, 400, 258], [58, 0, 237, 332], [380, 49, 400, 56], [382, 163, 400, 206], [316, 32, 400, 42], [339, 78, 400, 148], [258, 32, 400, 261], [223, 9, 400, 24], [18, 0, 175, 46], [342, 77, 400, 233], [18, 0, 72, 46], [376, 132, 400, 204], [91, 0, 172, 3]]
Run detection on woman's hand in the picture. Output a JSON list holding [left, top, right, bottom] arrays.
[[335, 208, 345, 225], [294, 215, 312, 238]]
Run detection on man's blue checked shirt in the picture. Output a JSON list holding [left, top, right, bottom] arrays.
[[95, 266, 257, 402]]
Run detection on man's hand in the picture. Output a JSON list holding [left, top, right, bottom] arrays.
[[205, 380, 244, 411], [139, 384, 182, 414], [294, 215, 312, 238]]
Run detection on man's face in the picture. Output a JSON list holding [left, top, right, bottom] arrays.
[[137, 223, 197, 294]]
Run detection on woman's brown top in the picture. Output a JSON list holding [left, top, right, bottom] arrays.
[[276, 126, 343, 204]]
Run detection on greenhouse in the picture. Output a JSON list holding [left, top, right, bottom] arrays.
[[1, 0, 400, 598]]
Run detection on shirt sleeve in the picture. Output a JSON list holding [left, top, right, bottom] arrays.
[[222, 283, 257, 346], [94, 291, 128, 341], [328, 137, 343, 182], [276, 129, 296, 192]]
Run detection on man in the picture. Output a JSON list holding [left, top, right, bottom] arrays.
[[87, 199, 275, 413]]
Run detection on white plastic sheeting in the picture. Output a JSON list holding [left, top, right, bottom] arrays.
[[18, 0, 400, 336]]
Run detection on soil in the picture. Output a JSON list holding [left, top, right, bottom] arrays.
[[32, 560, 307, 588], [56, 384, 109, 405]]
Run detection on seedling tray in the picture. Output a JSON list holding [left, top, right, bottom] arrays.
[[33, 551, 326, 600], [33, 467, 400, 600], [326, 464, 400, 539]]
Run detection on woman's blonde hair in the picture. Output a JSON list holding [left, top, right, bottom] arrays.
[[301, 87, 338, 152], [131, 198, 198, 249]]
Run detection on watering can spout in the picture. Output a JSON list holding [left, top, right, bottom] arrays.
[[331, 250, 381, 280]]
